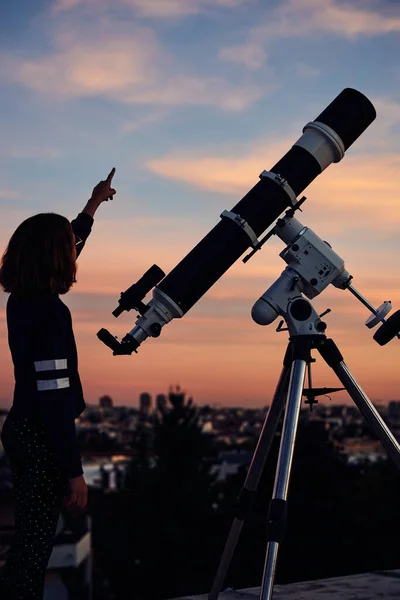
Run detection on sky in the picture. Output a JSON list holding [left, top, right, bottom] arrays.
[[0, 0, 400, 408]]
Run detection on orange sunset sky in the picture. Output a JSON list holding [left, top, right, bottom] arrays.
[[1, 0, 400, 408]]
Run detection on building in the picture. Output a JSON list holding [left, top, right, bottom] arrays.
[[388, 400, 400, 421], [156, 394, 167, 413], [0, 409, 8, 455], [99, 395, 113, 409], [168, 385, 186, 410], [139, 392, 152, 415]]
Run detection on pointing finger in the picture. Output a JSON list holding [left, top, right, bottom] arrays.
[[107, 167, 116, 183]]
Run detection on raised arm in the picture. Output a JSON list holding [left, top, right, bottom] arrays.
[[72, 167, 117, 258], [71, 213, 94, 258]]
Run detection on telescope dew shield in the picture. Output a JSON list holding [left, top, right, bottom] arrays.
[[157, 88, 376, 315]]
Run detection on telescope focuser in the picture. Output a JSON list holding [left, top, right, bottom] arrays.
[[97, 265, 166, 355], [96, 328, 140, 355]]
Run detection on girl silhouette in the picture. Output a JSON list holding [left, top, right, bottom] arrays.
[[0, 168, 116, 599]]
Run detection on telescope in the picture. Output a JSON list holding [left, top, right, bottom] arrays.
[[97, 88, 377, 355], [97, 88, 400, 600]]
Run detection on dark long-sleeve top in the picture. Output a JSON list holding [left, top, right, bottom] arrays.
[[5, 212, 94, 479]]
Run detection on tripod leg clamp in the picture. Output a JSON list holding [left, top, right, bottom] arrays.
[[317, 338, 344, 368], [266, 499, 287, 543]]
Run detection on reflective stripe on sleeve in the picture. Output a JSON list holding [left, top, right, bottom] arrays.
[[37, 378, 70, 391], [34, 359, 68, 372]]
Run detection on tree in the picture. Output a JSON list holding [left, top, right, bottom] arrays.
[[115, 387, 218, 598]]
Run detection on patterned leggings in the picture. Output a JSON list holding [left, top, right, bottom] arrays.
[[0, 416, 69, 599]]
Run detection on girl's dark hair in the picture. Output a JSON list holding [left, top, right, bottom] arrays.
[[0, 213, 77, 295]]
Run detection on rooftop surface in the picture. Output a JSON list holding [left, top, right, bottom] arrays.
[[172, 570, 400, 599]]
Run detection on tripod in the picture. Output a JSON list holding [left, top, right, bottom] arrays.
[[208, 304, 400, 600]]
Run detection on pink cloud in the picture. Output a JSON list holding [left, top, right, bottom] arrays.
[[146, 137, 293, 194], [1, 24, 264, 110], [266, 0, 400, 39], [53, 0, 253, 18], [8, 28, 162, 97], [145, 143, 400, 226], [218, 0, 400, 70]]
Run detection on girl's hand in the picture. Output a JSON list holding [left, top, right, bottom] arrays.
[[90, 168, 116, 205], [63, 474, 88, 516]]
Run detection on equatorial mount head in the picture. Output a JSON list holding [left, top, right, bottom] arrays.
[[251, 206, 400, 345]]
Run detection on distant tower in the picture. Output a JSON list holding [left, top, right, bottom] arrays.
[[99, 395, 113, 409], [139, 392, 152, 415], [156, 394, 167, 413], [388, 401, 400, 420], [168, 385, 187, 409]]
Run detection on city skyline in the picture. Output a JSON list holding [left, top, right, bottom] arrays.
[[1, 0, 400, 407]]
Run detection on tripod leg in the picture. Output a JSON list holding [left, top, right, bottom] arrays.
[[318, 339, 400, 470], [208, 346, 292, 600], [260, 356, 307, 600]]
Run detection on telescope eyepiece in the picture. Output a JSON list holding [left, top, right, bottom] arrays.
[[97, 328, 121, 353]]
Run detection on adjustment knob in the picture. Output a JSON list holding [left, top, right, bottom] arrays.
[[373, 310, 400, 346], [150, 323, 162, 337], [366, 301, 392, 329]]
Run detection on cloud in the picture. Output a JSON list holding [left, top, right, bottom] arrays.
[[217, 0, 400, 69], [371, 98, 400, 147], [295, 62, 321, 78], [374, 98, 400, 122], [219, 43, 268, 70], [146, 137, 293, 194], [264, 0, 400, 39], [4, 146, 62, 160], [4, 28, 163, 96], [1, 25, 264, 110], [53, 0, 81, 9], [53, 0, 252, 18], [145, 137, 400, 233], [119, 110, 169, 135]]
